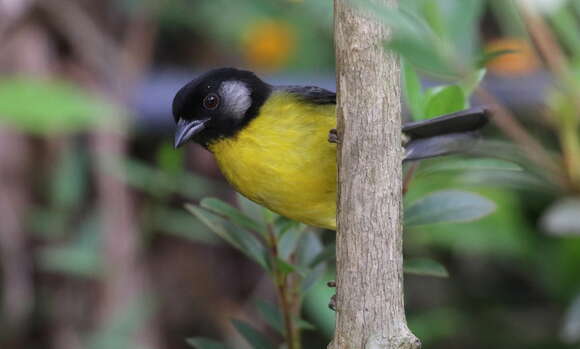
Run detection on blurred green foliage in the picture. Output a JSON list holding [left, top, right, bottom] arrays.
[[1, 0, 579, 348], [0, 78, 118, 133]]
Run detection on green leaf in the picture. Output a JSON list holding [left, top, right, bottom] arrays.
[[186, 337, 229, 349], [201, 198, 266, 234], [301, 263, 326, 294], [256, 300, 284, 334], [0, 78, 115, 133], [423, 85, 466, 119], [156, 142, 184, 176], [237, 194, 264, 224], [308, 242, 336, 268], [262, 207, 278, 225], [416, 158, 522, 177], [295, 318, 316, 331], [275, 257, 303, 277], [123, 159, 215, 199], [186, 205, 269, 270], [405, 190, 496, 227], [459, 68, 486, 97], [153, 208, 219, 245], [231, 319, 275, 349], [387, 38, 452, 77], [549, 7, 580, 58], [421, 0, 446, 37], [448, 0, 484, 60], [50, 147, 86, 209], [404, 258, 449, 278], [274, 216, 300, 236], [402, 58, 424, 120], [39, 246, 101, 277], [278, 226, 303, 260]]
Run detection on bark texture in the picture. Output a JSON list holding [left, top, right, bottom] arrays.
[[331, 1, 421, 348]]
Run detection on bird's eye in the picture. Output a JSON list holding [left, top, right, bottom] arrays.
[[203, 93, 220, 110]]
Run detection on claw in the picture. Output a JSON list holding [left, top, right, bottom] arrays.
[[327, 280, 336, 311], [328, 294, 337, 311], [328, 129, 340, 144]]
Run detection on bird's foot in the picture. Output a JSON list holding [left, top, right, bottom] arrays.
[[327, 280, 336, 311], [328, 129, 340, 144], [401, 133, 410, 146]]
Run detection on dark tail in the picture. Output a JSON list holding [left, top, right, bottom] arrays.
[[403, 106, 490, 161]]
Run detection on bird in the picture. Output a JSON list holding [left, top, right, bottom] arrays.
[[172, 68, 489, 230]]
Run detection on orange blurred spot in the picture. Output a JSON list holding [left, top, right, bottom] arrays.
[[242, 20, 295, 71], [485, 38, 540, 76]]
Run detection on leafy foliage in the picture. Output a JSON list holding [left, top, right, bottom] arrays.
[[405, 190, 496, 227], [0, 78, 118, 133]]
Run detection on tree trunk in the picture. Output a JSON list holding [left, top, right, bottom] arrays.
[[330, 1, 421, 348]]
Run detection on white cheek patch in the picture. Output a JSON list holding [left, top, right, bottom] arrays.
[[219, 80, 251, 118]]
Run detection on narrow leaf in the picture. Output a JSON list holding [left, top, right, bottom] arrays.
[[404, 258, 449, 278], [301, 263, 327, 294], [275, 257, 304, 277], [296, 232, 324, 267], [387, 38, 452, 77], [278, 227, 303, 260], [0, 78, 110, 133], [231, 319, 275, 349], [295, 318, 316, 331], [201, 198, 265, 233], [255, 300, 284, 334], [237, 193, 264, 224], [423, 85, 466, 119], [308, 242, 336, 268], [402, 58, 424, 120], [416, 158, 522, 177], [186, 205, 269, 270], [405, 190, 496, 227], [274, 216, 300, 236], [460, 68, 486, 96]]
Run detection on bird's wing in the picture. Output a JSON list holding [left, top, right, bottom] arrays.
[[279, 85, 336, 105]]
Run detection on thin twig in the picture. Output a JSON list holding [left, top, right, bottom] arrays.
[[266, 224, 299, 349], [0, 129, 33, 335], [517, 2, 570, 82], [475, 87, 568, 188], [516, 1, 580, 187]]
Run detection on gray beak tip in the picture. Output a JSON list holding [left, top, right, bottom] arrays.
[[173, 118, 209, 149]]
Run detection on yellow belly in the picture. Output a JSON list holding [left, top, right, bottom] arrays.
[[208, 92, 337, 230]]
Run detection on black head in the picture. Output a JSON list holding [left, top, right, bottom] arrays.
[[172, 68, 272, 148]]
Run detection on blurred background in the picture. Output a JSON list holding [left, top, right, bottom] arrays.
[[0, 0, 580, 348]]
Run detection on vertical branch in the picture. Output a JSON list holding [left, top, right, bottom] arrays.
[[331, 0, 420, 348], [0, 129, 33, 336], [91, 127, 161, 349], [0, 16, 53, 341], [266, 225, 300, 349]]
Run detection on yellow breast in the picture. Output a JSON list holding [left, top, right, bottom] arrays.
[[208, 92, 337, 230]]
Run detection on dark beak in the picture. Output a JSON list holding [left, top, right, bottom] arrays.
[[174, 119, 209, 148]]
